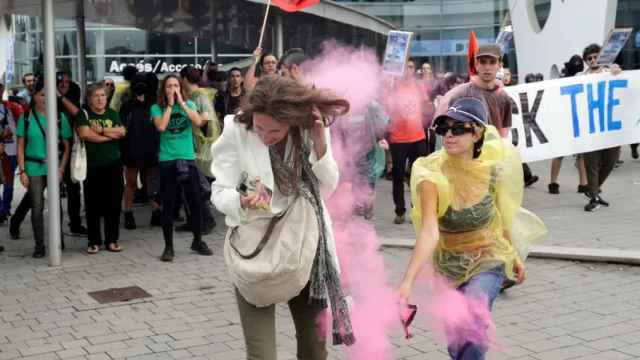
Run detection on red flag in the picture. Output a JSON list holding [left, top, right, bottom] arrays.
[[468, 31, 479, 76], [271, 0, 320, 12]]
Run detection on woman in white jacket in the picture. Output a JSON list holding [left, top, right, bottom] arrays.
[[211, 75, 354, 360]]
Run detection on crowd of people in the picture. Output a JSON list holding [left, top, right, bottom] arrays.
[[0, 40, 633, 360], [0, 62, 240, 258]]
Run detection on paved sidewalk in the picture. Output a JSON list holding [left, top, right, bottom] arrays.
[[2, 230, 640, 360], [1, 151, 639, 359]]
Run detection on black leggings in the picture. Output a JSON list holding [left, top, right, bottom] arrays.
[[159, 161, 202, 245]]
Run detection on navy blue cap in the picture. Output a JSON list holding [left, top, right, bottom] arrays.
[[433, 97, 488, 127]]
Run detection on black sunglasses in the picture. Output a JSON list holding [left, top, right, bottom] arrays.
[[435, 123, 475, 136]]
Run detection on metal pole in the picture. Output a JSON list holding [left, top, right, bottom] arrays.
[[76, 0, 87, 97], [42, 0, 62, 267], [439, 0, 444, 72], [275, 14, 283, 58]]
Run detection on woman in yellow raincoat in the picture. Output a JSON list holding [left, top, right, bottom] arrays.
[[397, 97, 546, 360]]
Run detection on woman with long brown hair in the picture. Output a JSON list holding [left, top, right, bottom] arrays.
[[151, 74, 213, 262], [212, 75, 354, 359]]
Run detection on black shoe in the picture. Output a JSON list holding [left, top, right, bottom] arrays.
[[175, 222, 192, 232], [124, 212, 137, 230], [161, 247, 174, 262], [394, 214, 405, 224], [69, 225, 88, 236], [596, 195, 610, 207], [33, 246, 46, 258], [632, 146, 639, 159], [0, 245, 4, 252], [577, 185, 589, 194], [548, 183, 560, 194], [584, 198, 601, 212], [191, 241, 213, 256], [150, 210, 163, 227], [524, 175, 539, 187]]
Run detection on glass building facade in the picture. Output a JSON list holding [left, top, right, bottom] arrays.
[[4, 0, 387, 87], [337, 0, 640, 76], [336, 0, 515, 74], [4, 0, 640, 88]]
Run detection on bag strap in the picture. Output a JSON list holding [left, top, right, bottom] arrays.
[[229, 210, 287, 260], [33, 111, 47, 140]]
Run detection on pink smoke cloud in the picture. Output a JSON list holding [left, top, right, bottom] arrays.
[[305, 42, 499, 359]]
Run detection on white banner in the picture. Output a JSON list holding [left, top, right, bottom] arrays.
[[505, 70, 640, 163]]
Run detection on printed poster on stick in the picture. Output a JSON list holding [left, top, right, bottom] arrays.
[[504, 70, 640, 163], [597, 28, 633, 65], [382, 31, 413, 76]]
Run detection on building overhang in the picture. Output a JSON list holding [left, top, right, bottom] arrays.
[[2, 0, 395, 35]]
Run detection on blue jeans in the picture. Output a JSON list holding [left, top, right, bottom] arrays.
[[447, 266, 506, 360], [0, 155, 17, 218]]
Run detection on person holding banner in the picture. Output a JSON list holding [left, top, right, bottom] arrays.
[[397, 97, 546, 360], [244, 48, 279, 92], [548, 54, 589, 195], [580, 43, 622, 212]]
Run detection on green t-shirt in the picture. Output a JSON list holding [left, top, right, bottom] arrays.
[[16, 111, 72, 177], [150, 101, 197, 162], [77, 108, 122, 167]]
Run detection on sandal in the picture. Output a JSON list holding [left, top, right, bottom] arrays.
[[107, 243, 123, 252], [87, 245, 100, 255]]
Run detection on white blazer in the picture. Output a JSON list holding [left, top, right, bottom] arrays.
[[211, 115, 341, 269]]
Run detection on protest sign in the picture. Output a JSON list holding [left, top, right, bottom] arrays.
[[495, 29, 513, 55], [382, 31, 413, 76], [505, 70, 640, 163], [598, 28, 633, 65]]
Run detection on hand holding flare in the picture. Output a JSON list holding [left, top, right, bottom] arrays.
[[238, 173, 272, 210]]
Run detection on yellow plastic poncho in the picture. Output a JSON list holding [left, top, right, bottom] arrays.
[[410, 125, 547, 286]]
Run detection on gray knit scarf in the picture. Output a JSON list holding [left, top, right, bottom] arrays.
[[269, 140, 355, 346]]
